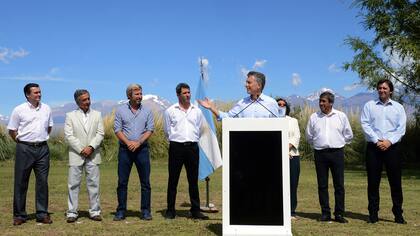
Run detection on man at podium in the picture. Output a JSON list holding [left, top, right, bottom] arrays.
[[198, 71, 280, 118]]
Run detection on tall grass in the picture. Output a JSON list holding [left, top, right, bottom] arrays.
[[0, 125, 14, 161]]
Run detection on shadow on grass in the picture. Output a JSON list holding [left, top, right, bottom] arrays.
[[295, 212, 321, 221], [156, 209, 191, 218], [207, 223, 222, 236], [110, 210, 141, 218]]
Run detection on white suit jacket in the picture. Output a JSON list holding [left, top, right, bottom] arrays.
[[64, 109, 104, 166]]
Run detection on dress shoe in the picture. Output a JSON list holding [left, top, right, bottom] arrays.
[[13, 218, 26, 226], [367, 214, 378, 224], [318, 214, 332, 222], [191, 211, 209, 220], [113, 212, 125, 221], [395, 216, 407, 224], [90, 215, 102, 221], [164, 210, 176, 220], [67, 216, 77, 223], [335, 215, 348, 223], [36, 215, 53, 224], [141, 212, 152, 221]]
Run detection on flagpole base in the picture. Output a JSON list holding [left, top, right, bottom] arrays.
[[200, 203, 219, 213]]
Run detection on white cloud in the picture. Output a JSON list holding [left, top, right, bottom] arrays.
[[149, 78, 159, 87], [291, 73, 301, 87], [328, 63, 341, 73], [240, 67, 249, 78], [343, 83, 361, 91], [253, 59, 267, 69], [0, 47, 30, 63], [0, 75, 65, 82]]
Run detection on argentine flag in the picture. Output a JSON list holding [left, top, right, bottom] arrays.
[[195, 71, 222, 180]]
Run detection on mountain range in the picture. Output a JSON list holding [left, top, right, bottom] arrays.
[[0, 89, 415, 126]]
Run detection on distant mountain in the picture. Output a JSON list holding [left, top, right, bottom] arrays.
[[51, 94, 172, 124], [0, 114, 8, 125]]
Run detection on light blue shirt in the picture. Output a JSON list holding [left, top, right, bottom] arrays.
[[114, 103, 154, 143], [360, 99, 406, 144], [217, 93, 280, 120]]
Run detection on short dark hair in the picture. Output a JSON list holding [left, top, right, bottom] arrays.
[[247, 71, 266, 91], [275, 97, 291, 116], [176, 83, 190, 95], [73, 89, 90, 105], [319, 91, 335, 104], [23, 83, 40, 99], [376, 79, 394, 93]]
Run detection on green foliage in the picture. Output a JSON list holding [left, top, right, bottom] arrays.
[[0, 125, 15, 161], [47, 134, 68, 161], [344, 0, 420, 98]]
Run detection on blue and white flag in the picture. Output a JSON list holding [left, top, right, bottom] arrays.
[[195, 58, 222, 180]]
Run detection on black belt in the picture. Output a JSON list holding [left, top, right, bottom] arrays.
[[315, 147, 343, 153], [18, 140, 47, 147], [170, 141, 198, 146]]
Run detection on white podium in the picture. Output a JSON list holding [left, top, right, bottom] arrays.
[[222, 118, 291, 236]]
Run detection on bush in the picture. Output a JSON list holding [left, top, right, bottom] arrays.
[[0, 125, 15, 161]]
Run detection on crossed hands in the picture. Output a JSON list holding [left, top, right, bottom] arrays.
[[126, 140, 142, 152], [80, 146, 94, 158], [376, 139, 392, 151]]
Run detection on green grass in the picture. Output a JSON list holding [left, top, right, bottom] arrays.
[[0, 160, 419, 235]]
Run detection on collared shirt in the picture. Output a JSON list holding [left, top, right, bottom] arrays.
[[114, 103, 154, 142], [7, 102, 53, 142], [79, 108, 90, 130], [217, 93, 280, 120], [286, 115, 300, 157], [164, 103, 204, 142], [360, 99, 406, 144], [306, 108, 353, 150]]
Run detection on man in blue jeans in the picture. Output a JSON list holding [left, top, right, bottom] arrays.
[[113, 83, 154, 221]]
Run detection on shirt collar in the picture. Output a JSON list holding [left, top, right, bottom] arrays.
[[27, 101, 41, 111], [246, 93, 265, 102], [174, 102, 196, 111], [375, 99, 394, 106], [78, 108, 90, 115], [318, 108, 337, 117]]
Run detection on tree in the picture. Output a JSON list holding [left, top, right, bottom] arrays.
[[344, 0, 420, 101]]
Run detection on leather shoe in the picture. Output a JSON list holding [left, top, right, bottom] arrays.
[[36, 215, 53, 224], [113, 212, 125, 221], [367, 214, 378, 224], [13, 218, 26, 226], [67, 217, 77, 223], [395, 216, 407, 224], [90, 215, 102, 221], [164, 210, 176, 220], [318, 214, 332, 222], [191, 211, 209, 220], [335, 215, 348, 223]]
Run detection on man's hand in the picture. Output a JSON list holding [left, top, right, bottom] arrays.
[[126, 140, 141, 152], [80, 146, 94, 157], [376, 140, 392, 151]]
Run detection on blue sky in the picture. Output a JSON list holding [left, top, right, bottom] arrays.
[[0, 0, 372, 116]]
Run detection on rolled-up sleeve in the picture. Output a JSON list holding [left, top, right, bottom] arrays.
[[114, 109, 122, 133]]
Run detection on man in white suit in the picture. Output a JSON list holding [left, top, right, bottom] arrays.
[[64, 89, 104, 223]]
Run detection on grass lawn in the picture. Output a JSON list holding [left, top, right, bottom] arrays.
[[0, 160, 419, 235]]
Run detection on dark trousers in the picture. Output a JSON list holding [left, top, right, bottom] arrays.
[[13, 143, 50, 220], [314, 148, 345, 216], [366, 142, 403, 217], [290, 156, 300, 216], [116, 144, 151, 213], [167, 141, 200, 213]]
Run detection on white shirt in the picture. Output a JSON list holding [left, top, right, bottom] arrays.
[[286, 115, 300, 157], [7, 102, 53, 142], [164, 103, 204, 142], [79, 108, 90, 130], [305, 108, 353, 150]]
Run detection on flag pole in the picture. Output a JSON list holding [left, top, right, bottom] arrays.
[[199, 57, 219, 213]]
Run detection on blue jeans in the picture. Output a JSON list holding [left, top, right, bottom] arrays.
[[116, 144, 151, 214]]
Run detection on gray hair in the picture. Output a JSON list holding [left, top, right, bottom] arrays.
[[73, 89, 89, 105], [126, 83, 142, 98], [319, 91, 335, 104], [247, 71, 266, 91]]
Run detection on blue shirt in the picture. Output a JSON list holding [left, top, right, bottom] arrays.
[[217, 93, 280, 120], [360, 99, 406, 144], [114, 103, 154, 143]]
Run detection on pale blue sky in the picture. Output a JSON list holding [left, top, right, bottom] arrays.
[[0, 0, 371, 116]]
